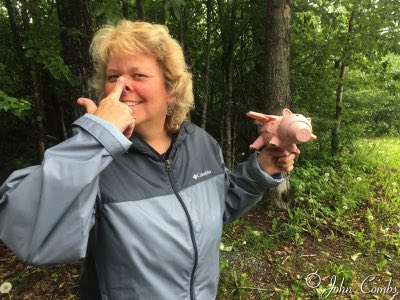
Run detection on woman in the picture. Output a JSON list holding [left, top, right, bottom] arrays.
[[0, 21, 295, 299]]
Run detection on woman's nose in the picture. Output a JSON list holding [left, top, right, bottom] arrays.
[[123, 78, 134, 92]]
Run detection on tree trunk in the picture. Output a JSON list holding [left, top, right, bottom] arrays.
[[4, 0, 46, 160], [217, 0, 238, 170], [331, 63, 347, 155], [3, 0, 29, 76], [265, 0, 292, 210], [220, 112, 225, 154], [30, 64, 46, 158], [331, 9, 356, 155], [56, 0, 94, 120], [136, 0, 145, 20], [226, 52, 235, 169], [20, 0, 46, 158], [200, 0, 212, 130], [178, 11, 185, 53], [232, 114, 238, 165], [121, 0, 130, 19], [177, 5, 191, 122], [265, 0, 291, 115]]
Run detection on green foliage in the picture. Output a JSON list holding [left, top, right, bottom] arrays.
[[327, 264, 353, 285], [0, 90, 31, 119], [164, 0, 186, 22], [22, 15, 77, 85], [26, 49, 77, 85], [219, 137, 400, 298], [292, 137, 400, 256], [292, 0, 400, 159], [93, 1, 124, 25], [1, 0, 399, 165], [345, 55, 400, 137]]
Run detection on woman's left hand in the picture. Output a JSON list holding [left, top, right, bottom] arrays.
[[257, 147, 296, 176]]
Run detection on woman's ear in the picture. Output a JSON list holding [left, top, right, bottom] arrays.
[[166, 95, 176, 116], [167, 94, 176, 106]]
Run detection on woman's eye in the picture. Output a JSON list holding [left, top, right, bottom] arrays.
[[133, 73, 146, 78], [107, 75, 119, 82]]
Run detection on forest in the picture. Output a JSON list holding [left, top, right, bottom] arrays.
[[0, 0, 399, 299]]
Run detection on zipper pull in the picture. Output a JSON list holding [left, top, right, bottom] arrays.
[[165, 159, 172, 171]]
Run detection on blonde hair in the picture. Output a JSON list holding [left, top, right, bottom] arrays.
[[90, 20, 194, 133]]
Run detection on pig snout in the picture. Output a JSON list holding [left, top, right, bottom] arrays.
[[286, 121, 313, 143]]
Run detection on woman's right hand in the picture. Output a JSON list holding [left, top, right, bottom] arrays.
[[77, 76, 136, 138]]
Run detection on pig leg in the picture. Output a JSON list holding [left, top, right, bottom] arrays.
[[249, 135, 265, 150]]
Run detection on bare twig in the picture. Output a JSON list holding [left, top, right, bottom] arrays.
[[300, 253, 317, 257], [238, 286, 275, 292]]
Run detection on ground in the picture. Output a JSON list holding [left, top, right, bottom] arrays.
[[1, 201, 399, 299], [217, 202, 400, 299], [0, 243, 79, 300]]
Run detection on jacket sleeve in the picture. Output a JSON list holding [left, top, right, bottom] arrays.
[[223, 151, 284, 224], [0, 114, 131, 265]]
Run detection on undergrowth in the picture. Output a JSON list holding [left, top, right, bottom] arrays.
[[218, 137, 400, 299]]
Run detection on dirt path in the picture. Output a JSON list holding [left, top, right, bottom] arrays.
[[0, 242, 79, 300]]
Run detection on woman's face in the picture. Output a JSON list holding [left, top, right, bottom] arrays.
[[104, 52, 171, 134]]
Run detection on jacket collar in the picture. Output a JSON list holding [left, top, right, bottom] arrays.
[[128, 121, 195, 160]]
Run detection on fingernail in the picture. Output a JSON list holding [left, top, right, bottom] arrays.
[[117, 76, 125, 83]]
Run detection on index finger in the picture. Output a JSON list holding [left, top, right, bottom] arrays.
[[109, 76, 125, 101]]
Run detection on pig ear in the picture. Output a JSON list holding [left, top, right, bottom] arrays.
[[282, 108, 292, 117]]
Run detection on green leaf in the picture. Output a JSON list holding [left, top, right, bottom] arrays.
[[351, 252, 362, 261], [0, 90, 31, 119], [219, 242, 233, 252]]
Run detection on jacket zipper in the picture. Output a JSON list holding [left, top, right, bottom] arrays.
[[165, 159, 198, 300]]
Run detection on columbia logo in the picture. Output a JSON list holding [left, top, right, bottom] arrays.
[[193, 170, 211, 180]]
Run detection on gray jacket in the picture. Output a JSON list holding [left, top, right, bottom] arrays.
[[0, 114, 283, 300]]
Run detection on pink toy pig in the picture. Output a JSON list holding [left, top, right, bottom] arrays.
[[246, 108, 316, 154]]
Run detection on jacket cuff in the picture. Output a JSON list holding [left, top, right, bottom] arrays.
[[248, 152, 284, 187], [73, 114, 132, 158]]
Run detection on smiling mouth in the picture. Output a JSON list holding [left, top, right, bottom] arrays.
[[122, 101, 142, 106], [121, 101, 143, 109]]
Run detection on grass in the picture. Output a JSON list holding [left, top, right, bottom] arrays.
[[217, 136, 400, 299]]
